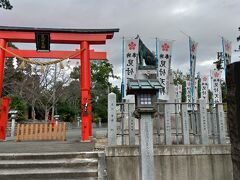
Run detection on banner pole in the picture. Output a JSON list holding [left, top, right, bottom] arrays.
[[121, 36, 125, 99], [189, 37, 194, 112], [156, 37, 158, 67], [221, 37, 226, 71]]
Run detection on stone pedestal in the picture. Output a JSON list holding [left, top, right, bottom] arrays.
[[10, 119, 15, 137], [140, 113, 155, 180]]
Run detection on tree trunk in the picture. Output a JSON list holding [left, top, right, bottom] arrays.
[[45, 107, 49, 122], [31, 100, 36, 121]]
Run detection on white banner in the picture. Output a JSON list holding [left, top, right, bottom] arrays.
[[158, 40, 173, 100], [193, 79, 198, 111], [186, 80, 192, 110], [125, 38, 139, 79], [189, 38, 198, 78], [201, 75, 209, 109], [175, 84, 182, 101], [175, 84, 182, 113], [123, 38, 139, 97], [222, 37, 232, 65], [186, 80, 198, 111], [211, 70, 222, 104], [194, 79, 198, 102]]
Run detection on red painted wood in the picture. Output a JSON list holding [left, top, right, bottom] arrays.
[[0, 97, 10, 141], [80, 41, 91, 141], [0, 27, 117, 142], [0, 31, 113, 44], [0, 39, 6, 97], [5, 48, 107, 60]]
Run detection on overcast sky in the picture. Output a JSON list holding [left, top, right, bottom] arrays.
[[0, 0, 239, 86]]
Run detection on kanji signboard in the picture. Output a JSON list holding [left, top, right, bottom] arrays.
[[35, 32, 50, 51]]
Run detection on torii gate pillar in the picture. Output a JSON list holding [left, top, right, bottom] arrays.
[[0, 39, 6, 97], [80, 41, 92, 141], [0, 39, 9, 141]]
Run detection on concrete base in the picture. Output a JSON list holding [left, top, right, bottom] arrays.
[[106, 145, 233, 180]]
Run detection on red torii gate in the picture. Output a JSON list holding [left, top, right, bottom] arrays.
[[0, 26, 119, 141]]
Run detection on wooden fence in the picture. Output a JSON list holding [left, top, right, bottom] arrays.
[[16, 123, 67, 142]]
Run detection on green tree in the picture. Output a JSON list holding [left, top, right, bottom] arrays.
[[57, 102, 76, 122], [91, 61, 118, 88], [70, 66, 80, 80], [110, 85, 122, 102], [9, 95, 27, 122], [68, 61, 120, 122], [91, 61, 119, 122], [173, 70, 190, 102], [57, 80, 80, 122]]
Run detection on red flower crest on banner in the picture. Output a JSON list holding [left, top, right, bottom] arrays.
[[191, 44, 196, 53], [161, 43, 170, 52], [214, 71, 220, 78], [225, 43, 230, 52], [128, 42, 136, 50], [203, 76, 208, 82]]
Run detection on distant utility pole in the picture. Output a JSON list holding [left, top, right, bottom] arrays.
[[236, 27, 240, 56]]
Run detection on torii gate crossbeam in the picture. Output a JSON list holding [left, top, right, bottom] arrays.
[[0, 26, 119, 141]]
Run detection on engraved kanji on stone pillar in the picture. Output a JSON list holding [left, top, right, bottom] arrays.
[[108, 93, 117, 146]]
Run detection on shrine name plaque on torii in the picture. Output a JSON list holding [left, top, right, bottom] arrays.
[[0, 26, 119, 141]]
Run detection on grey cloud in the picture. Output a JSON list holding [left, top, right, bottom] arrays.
[[0, 0, 239, 84]]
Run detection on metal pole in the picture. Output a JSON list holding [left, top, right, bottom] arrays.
[[189, 37, 195, 112], [121, 37, 125, 98], [156, 37, 158, 66], [222, 37, 226, 75], [121, 37, 125, 145]]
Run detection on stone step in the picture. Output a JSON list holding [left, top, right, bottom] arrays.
[[0, 178, 97, 180], [0, 158, 98, 169], [0, 152, 99, 160], [0, 152, 104, 179], [0, 167, 98, 179]]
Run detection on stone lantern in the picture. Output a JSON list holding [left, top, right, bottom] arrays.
[[127, 79, 163, 115]]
